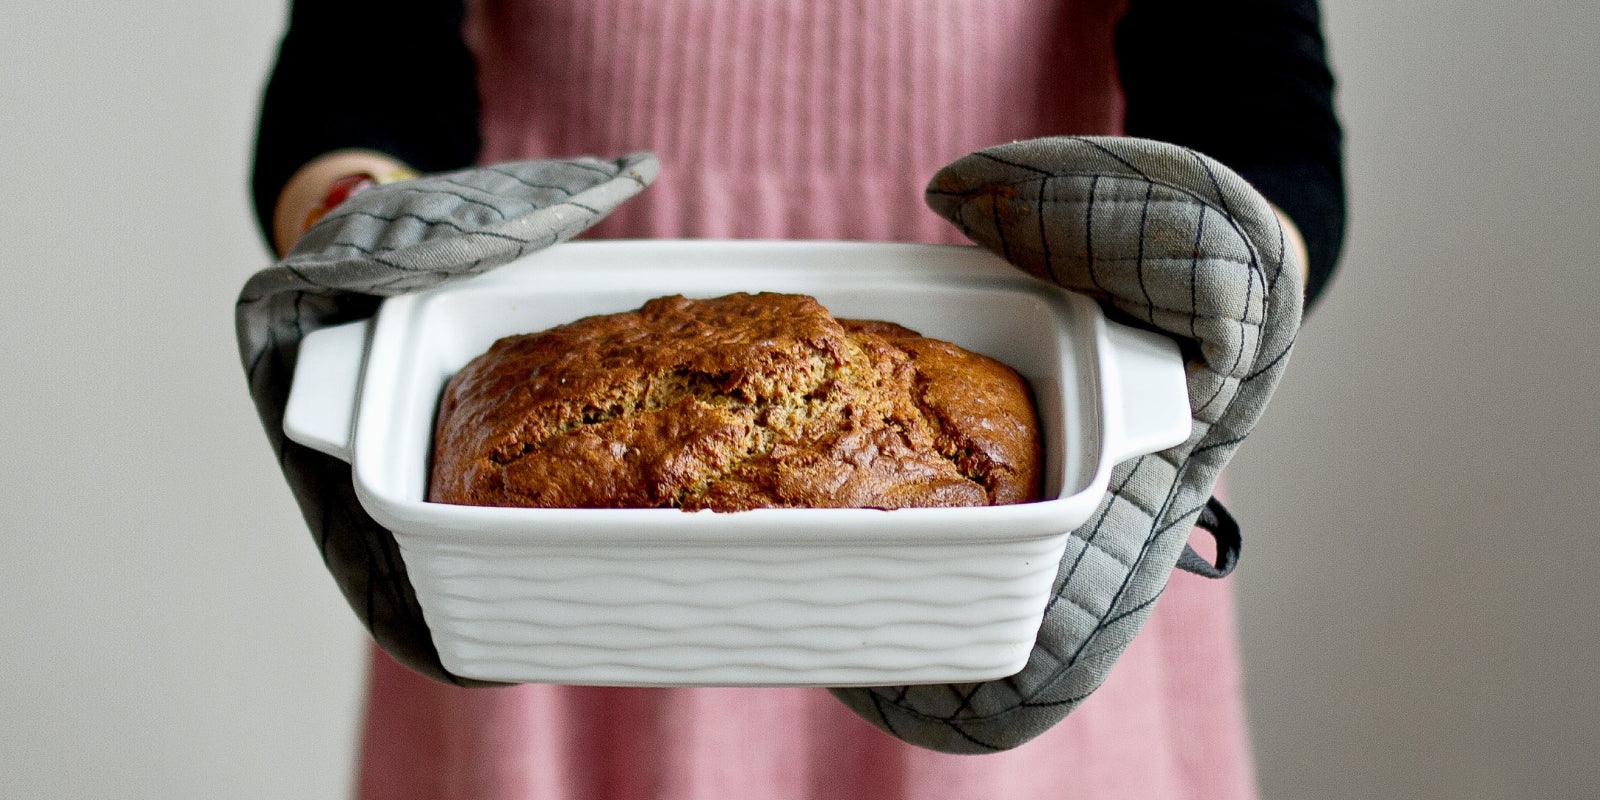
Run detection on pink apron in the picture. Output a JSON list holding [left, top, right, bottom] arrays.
[[358, 2, 1258, 797]]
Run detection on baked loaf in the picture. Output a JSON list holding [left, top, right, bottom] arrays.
[[429, 293, 1041, 510]]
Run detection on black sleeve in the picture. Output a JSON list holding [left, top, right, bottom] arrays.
[[251, 0, 482, 245], [1115, 0, 1346, 308]]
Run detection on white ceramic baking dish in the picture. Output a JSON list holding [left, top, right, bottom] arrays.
[[283, 240, 1189, 687]]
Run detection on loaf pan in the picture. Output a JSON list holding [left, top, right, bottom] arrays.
[[283, 240, 1190, 687]]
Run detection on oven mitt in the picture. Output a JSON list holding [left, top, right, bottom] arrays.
[[828, 136, 1305, 752], [236, 139, 1298, 744], [236, 153, 659, 685]]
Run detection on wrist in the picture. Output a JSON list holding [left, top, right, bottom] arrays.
[[1267, 202, 1311, 291], [272, 150, 417, 256]]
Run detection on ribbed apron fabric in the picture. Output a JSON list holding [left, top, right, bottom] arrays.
[[354, 2, 1259, 797]]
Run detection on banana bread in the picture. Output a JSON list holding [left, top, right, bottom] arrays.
[[429, 292, 1040, 510]]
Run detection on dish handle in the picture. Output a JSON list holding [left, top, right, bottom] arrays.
[[1100, 319, 1192, 465], [283, 320, 370, 463]]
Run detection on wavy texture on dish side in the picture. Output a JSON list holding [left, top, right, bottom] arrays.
[[406, 536, 1064, 682]]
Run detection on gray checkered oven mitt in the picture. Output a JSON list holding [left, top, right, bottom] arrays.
[[236, 153, 659, 684], [237, 140, 1299, 750], [827, 136, 1304, 752]]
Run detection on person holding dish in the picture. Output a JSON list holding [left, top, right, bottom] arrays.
[[251, 1, 1344, 797]]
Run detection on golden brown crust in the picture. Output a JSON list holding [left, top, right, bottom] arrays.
[[429, 293, 1041, 510]]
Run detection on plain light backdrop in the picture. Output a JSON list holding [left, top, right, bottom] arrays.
[[1, 2, 1595, 798]]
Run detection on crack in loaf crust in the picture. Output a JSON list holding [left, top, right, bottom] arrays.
[[429, 293, 1041, 511]]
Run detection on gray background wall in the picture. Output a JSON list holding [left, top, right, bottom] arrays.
[[1230, 4, 1600, 798], [1, 2, 1594, 798], [0, 3, 365, 798]]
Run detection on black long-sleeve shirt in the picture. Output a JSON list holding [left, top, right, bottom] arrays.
[[253, 0, 1345, 306]]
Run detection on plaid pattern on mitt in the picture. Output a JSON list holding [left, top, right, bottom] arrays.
[[828, 136, 1303, 752], [236, 153, 659, 683], [234, 139, 1300, 753]]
